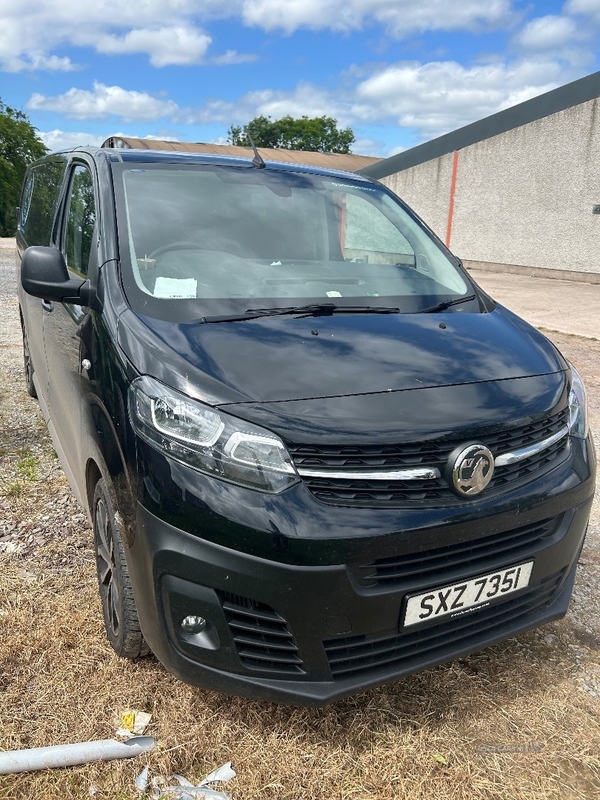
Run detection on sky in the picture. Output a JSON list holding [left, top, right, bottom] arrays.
[[1, 0, 600, 157]]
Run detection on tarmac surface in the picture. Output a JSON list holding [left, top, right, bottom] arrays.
[[1, 238, 597, 339], [470, 268, 599, 340]]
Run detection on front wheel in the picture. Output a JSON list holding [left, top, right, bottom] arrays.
[[93, 479, 149, 659]]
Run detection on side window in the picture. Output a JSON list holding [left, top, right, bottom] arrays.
[[21, 160, 66, 246], [64, 165, 96, 277], [341, 192, 415, 266], [19, 173, 34, 229]]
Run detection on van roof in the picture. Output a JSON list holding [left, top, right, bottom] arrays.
[[101, 136, 382, 174], [59, 145, 376, 183]]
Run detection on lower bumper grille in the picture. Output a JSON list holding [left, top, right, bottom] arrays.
[[324, 569, 566, 679], [356, 515, 562, 587], [220, 592, 305, 675]]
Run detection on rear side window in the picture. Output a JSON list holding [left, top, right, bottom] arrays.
[[20, 159, 66, 246]]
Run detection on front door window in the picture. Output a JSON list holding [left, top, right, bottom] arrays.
[[64, 165, 96, 277]]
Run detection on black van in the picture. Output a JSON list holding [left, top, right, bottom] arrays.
[[16, 146, 595, 705]]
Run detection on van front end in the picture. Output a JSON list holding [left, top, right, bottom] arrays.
[[123, 368, 595, 705]]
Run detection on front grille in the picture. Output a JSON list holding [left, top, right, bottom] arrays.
[[220, 592, 305, 675], [324, 568, 566, 679], [290, 408, 568, 507], [356, 516, 562, 587]]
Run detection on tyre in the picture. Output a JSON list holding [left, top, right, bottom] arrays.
[[21, 320, 37, 398], [93, 478, 150, 658]]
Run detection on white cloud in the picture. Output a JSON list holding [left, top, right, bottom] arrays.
[[183, 82, 354, 127], [242, 84, 348, 122], [352, 59, 568, 138], [240, 0, 515, 36], [514, 15, 580, 50], [349, 136, 385, 157], [39, 129, 105, 151], [26, 54, 585, 150], [566, 0, 600, 19], [97, 26, 212, 67], [2, 53, 77, 72], [211, 49, 258, 65], [0, 0, 515, 73], [28, 82, 179, 121], [142, 133, 181, 141], [187, 57, 578, 143], [387, 144, 407, 157], [5, 3, 591, 83], [0, 1, 247, 71]]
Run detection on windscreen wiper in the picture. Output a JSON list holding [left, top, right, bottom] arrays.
[[417, 294, 477, 314], [250, 303, 401, 318], [196, 303, 400, 323]]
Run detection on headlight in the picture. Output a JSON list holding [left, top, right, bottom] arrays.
[[129, 376, 299, 493], [567, 363, 588, 439]]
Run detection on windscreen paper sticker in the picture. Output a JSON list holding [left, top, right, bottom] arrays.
[[153, 278, 197, 299]]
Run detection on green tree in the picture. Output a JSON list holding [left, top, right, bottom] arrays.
[[0, 99, 47, 236], [227, 115, 355, 154]]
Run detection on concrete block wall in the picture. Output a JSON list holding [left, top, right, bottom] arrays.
[[380, 152, 456, 242], [380, 98, 600, 275]]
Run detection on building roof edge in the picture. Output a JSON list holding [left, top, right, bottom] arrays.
[[359, 71, 600, 179]]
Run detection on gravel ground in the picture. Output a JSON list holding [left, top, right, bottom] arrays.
[[0, 240, 91, 566]]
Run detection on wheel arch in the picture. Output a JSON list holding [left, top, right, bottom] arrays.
[[83, 397, 137, 548]]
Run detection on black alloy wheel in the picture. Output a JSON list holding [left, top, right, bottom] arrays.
[[93, 478, 149, 659]]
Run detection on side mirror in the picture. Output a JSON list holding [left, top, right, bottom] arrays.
[[21, 246, 87, 303]]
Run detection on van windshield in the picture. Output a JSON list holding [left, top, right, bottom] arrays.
[[113, 163, 474, 321]]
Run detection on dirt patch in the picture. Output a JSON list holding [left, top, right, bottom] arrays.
[[1, 240, 600, 799]]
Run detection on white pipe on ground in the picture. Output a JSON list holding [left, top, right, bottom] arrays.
[[0, 736, 156, 774]]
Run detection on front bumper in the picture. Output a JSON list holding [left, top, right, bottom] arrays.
[[126, 477, 594, 705]]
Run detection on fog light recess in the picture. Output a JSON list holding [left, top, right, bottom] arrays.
[[181, 615, 207, 634]]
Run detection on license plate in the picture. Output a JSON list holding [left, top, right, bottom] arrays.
[[403, 561, 534, 628]]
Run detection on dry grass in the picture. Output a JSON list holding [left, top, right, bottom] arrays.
[[1, 531, 600, 800], [1, 422, 599, 798], [1, 293, 600, 798]]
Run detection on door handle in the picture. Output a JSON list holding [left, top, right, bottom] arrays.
[[41, 299, 54, 312]]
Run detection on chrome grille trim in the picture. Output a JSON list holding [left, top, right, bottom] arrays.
[[495, 426, 569, 467], [296, 466, 441, 481], [294, 427, 569, 480], [289, 409, 569, 507]]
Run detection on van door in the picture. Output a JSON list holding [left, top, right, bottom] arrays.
[[43, 161, 98, 503], [17, 157, 67, 408]]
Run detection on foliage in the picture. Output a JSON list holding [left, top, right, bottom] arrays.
[[227, 115, 355, 154], [0, 99, 47, 236]]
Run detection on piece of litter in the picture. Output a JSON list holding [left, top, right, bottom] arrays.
[[135, 761, 236, 799], [200, 763, 236, 785], [135, 765, 150, 792], [0, 736, 156, 775], [134, 712, 152, 734], [121, 712, 135, 731], [270, 260, 282, 266], [0, 541, 24, 556], [117, 710, 152, 738], [326, 290, 342, 297]]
